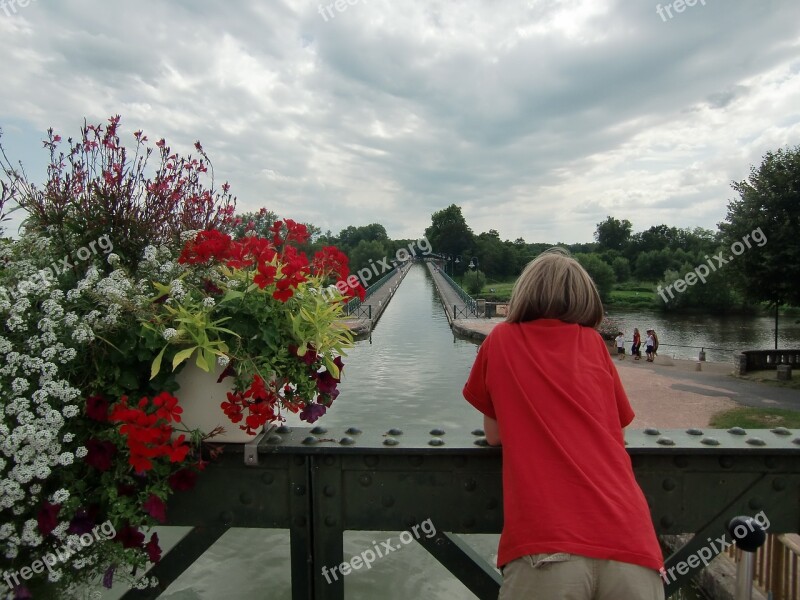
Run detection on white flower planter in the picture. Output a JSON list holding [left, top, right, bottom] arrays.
[[174, 363, 264, 443]]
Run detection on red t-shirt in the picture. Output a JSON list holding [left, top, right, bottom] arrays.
[[463, 319, 663, 572]]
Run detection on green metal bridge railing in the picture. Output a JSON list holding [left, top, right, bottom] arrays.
[[126, 426, 800, 600]]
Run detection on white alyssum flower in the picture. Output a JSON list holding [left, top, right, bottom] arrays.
[[162, 328, 178, 341]]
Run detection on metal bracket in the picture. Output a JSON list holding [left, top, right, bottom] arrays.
[[243, 428, 268, 466]]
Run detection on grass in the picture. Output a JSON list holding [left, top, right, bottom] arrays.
[[709, 407, 800, 429], [734, 370, 800, 391], [479, 281, 515, 301]]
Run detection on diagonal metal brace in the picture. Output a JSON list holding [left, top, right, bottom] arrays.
[[662, 474, 772, 597], [415, 529, 502, 599], [243, 428, 268, 466]]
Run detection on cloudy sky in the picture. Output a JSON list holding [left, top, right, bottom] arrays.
[[0, 0, 799, 243]]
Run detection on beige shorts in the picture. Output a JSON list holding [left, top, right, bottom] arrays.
[[499, 553, 665, 600]]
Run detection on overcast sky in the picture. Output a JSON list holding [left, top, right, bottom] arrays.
[[1, 1, 798, 243]]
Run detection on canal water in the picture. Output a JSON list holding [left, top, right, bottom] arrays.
[[133, 263, 719, 599]]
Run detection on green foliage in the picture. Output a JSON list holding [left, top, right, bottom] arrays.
[[710, 407, 800, 428], [463, 269, 487, 296], [654, 265, 737, 313], [425, 204, 474, 257], [575, 253, 615, 302], [720, 145, 800, 308], [594, 216, 632, 251], [611, 256, 631, 283], [348, 239, 389, 280]]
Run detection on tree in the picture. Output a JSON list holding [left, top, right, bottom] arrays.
[[594, 216, 632, 251], [348, 239, 389, 286], [463, 269, 486, 296], [720, 145, 800, 347], [611, 256, 631, 283], [424, 204, 474, 257], [575, 253, 615, 303]]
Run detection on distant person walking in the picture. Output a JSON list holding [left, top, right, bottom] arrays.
[[652, 330, 659, 357], [632, 328, 641, 360], [645, 330, 656, 362], [615, 331, 626, 360]]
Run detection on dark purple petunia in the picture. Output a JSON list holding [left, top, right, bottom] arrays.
[[168, 468, 197, 492], [12, 585, 32, 599], [299, 403, 327, 424], [103, 566, 115, 589], [36, 502, 61, 536], [115, 523, 145, 549], [85, 395, 110, 422], [315, 370, 338, 395], [68, 509, 95, 535], [145, 532, 162, 563], [142, 494, 167, 523], [85, 438, 116, 472]]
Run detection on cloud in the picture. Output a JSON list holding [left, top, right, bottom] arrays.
[[1, 0, 799, 242]]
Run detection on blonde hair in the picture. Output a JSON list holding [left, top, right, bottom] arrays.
[[506, 247, 604, 327]]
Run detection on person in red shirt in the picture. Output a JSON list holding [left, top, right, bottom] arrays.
[[463, 248, 664, 600]]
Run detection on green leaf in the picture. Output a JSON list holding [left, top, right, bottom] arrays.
[[150, 345, 167, 380], [173, 346, 199, 371]]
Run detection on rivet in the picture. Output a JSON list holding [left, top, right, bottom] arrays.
[[324, 456, 335, 466], [657, 437, 675, 446], [294, 484, 306, 496], [794, 438, 800, 446], [719, 456, 734, 469], [471, 429, 485, 436], [773, 478, 787, 491], [662, 478, 677, 491], [364, 456, 379, 467], [429, 439, 445, 447], [464, 479, 477, 492], [324, 485, 336, 497], [644, 428, 660, 436], [220, 511, 234, 524], [728, 427, 747, 436], [748, 498, 763, 510], [430, 428, 446, 436], [474, 438, 489, 447], [382, 496, 395, 508], [701, 437, 720, 446], [686, 428, 703, 436], [746, 437, 766, 446], [240, 492, 254, 505], [345, 427, 362, 435], [311, 426, 327, 435], [660, 516, 674, 529], [276, 425, 291, 434], [262, 473, 274, 485], [302, 436, 318, 445], [325, 516, 337, 527], [359, 474, 372, 487], [384, 438, 399, 446], [770, 427, 791, 436], [339, 437, 355, 446], [294, 516, 307, 527], [266, 435, 282, 444], [387, 428, 403, 436], [674, 456, 689, 468]]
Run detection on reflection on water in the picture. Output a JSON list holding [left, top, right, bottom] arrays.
[[327, 263, 484, 433]]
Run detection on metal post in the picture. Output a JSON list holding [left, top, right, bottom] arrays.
[[734, 551, 755, 600]]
